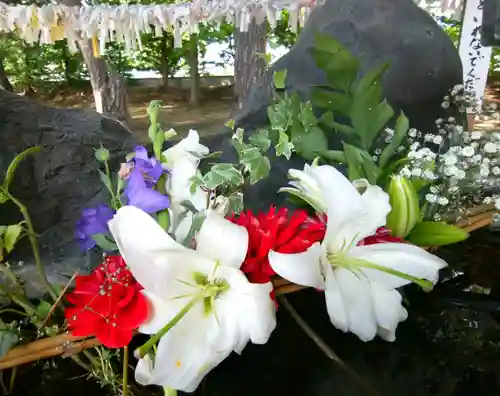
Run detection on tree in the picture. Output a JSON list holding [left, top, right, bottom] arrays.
[[233, 20, 267, 110], [57, 0, 130, 125], [0, 57, 14, 92], [134, 31, 184, 92], [186, 34, 200, 106]]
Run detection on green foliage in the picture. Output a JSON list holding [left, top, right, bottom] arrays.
[[406, 221, 469, 246]]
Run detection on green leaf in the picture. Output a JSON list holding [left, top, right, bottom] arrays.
[[98, 169, 113, 196], [182, 212, 206, 247], [379, 111, 410, 168], [257, 52, 272, 66], [240, 148, 271, 185], [153, 129, 165, 159], [351, 91, 394, 150], [3, 224, 22, 253], [232, 127, 244, 143], [353, 61, 390, 97], [0, 330, 18, 359], [180, 200, 200, 215], [249, 129, 271, 152], [411, 177, 430, 193], [91, 234, 118, 251], [406, 221, 469, 246], [0, 226, 6, 236], [297, 102, 317, 132], [292, 126, 328, 161], [228, 193, 244, 214], [36, 300, 52, 320], [3, 147, 41, 191], [0, 190, 8, 204], [311, 88, 351, 114], [225, 119, 235, 130], [316, 150, 346, 163], [275, 130, 294, 160], [268, 100, 292, 132], [342, 142, 364, 181], [189, 174, 203, 195], [312, 34, 359, 92], [273, 69, 287, 89], [202, 164, 244, 189]]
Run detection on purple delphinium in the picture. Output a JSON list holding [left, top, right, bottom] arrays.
[[131, 146, 163, 187], [74, 205, 115, 251], [123, 169, 170, 214]]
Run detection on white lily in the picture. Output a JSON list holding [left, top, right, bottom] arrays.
[[269, 165, 447, 342], [163, 130, 228, 242], [278, 163, 327, 213], [108, 206, 276, 393]]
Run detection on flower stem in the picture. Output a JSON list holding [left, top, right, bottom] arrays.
[[137, 294, 203, 358], [277, 295, 382, 396], [163, 387, 178, 396], [122, 346, 129, 396], [0, 187, 57, 301], [156, 174, 170, 231]]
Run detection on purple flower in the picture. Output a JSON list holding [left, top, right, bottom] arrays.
[[132, 146, 163, 187], [124, 169, 170, 214], [75, 205, 115, 251]]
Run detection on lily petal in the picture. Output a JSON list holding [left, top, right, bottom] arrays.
[[268, 243, 324, 289], [139, 290, 180, 335], [135, 355, 154, 385], [358, 184, 391, 236], [108, 206, 186, 290], [330, 268, 378, 342], [323, 264, 348, 333], [196, 213, 249, 269], [371, 284, 408, 342], [348, 243, 447, 289]]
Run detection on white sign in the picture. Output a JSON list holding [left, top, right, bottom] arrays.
[[458, 0, 493, 113]]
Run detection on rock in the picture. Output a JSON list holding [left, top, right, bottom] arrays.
[[0, 89, 135, 296], [208, 0, 462, 212]]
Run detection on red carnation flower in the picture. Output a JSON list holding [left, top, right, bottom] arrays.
[[228, 207, 326, 284], [229, 208, 402, 286], [65, 255, 149, 348]]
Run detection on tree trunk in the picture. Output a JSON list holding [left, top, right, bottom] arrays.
[[0, 57, 14, 92], [77, 39, 130, 125], [58, 0, 130, 125], [233, 20, 267, 111], [187, 34, 200, 106]]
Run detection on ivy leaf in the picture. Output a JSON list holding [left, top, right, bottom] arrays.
[[273, 69, 287, 89], [182, 213, 206, 247], [268, 99, 292, 132], [276, 130, 294, 160], [379, 111, 410, 168], [228, 193, 244, 214], [298, 102, 317, 131], [249, 129, 271, 152], [36, 300, 52, 320], [91, 234, 118, 251], [240, 148, 271, 185], [4, 224, 23, 253], [202, 164, 244, 189], [3, 146, 41, 191], [225, 119, 235, 130], [0, 330, 18, 359], [189, 174, 203, 194]]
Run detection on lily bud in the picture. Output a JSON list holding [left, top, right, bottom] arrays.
[[386, 175, 420, 238]]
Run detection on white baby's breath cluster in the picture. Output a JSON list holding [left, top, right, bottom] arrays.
[[397, 85, 500, 221]]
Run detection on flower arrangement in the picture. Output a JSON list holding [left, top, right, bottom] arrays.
[[0, 33, 497, 396]]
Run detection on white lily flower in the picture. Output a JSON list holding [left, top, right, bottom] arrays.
[[108, 206, 276, 392], [269, 165, 447, 342], [278, 163, 328, 213], [163, 130, 228, 242]]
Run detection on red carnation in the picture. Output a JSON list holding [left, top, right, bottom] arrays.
[[65, 255, 149, 348], [228, 207, 326, 284]]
